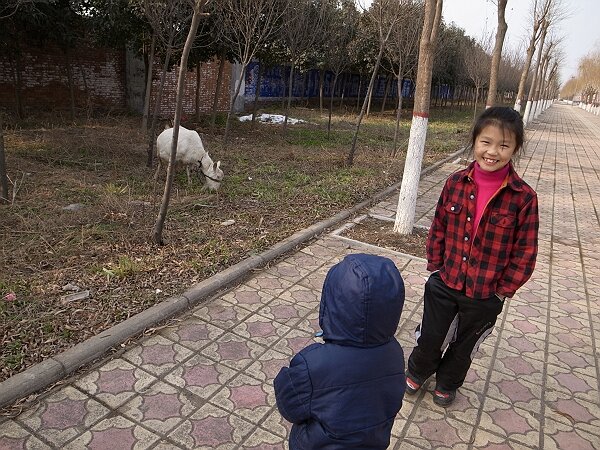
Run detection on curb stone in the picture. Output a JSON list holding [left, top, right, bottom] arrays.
[[0, 147, 464, 409]]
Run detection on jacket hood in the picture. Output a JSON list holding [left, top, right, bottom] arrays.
[[319, 254, 404, 347]]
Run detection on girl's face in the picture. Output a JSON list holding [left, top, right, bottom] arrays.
[[473, 124, 517, 172]]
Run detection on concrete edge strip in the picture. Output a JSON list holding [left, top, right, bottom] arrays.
[[331, 234, 428, 263], [0, 147, 463, 409]]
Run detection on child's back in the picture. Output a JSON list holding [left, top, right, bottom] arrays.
[[275, 253, 406, 450]]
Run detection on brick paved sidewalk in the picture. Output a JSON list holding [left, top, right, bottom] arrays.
[[1, 103, 598, 449]]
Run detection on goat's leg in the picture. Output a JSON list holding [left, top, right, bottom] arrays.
[[153, 160, 162, 181], [186, 165, 192, 185]]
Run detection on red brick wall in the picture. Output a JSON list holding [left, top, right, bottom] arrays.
[[0, 43, 127, 112], [0, 44, 232, 116], [150, 59, 232, 117]]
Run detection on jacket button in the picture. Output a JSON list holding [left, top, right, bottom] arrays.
[[470, 194, 475, 199], [467, 216, 471, 221], [462, 256, 467, 261], [450, 206, 455, 211], [464, 236, 469, 241]]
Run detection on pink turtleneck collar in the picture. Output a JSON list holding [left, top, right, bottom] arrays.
[[472, 162, 510, 232]]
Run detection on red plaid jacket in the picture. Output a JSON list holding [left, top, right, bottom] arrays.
[[427, 161, 539, 299]]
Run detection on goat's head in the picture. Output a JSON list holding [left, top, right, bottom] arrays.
[[200, 159, 224, 191]]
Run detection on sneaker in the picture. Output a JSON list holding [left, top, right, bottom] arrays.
[[405, 371, 422, 395], [433, 389, 456, 407]]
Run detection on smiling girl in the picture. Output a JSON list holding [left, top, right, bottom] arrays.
[[404, 106, 539, 407]]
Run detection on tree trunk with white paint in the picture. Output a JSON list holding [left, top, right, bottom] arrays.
[[394, 0, 443, 234], [486, 0, 508, 108]]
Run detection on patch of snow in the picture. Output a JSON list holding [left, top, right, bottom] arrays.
[[238, 113, 306, 125]]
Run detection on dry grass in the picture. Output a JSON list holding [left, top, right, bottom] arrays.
[[0, 106, 472, 380]]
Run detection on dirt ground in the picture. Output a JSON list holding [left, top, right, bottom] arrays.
[[0, 107, 470, 381], [342, 217, 429, 259]]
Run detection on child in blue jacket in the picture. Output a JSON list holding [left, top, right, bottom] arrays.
[[274, 253, 406, 449]]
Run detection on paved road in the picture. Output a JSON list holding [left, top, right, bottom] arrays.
[[1, 104, 598, 449]]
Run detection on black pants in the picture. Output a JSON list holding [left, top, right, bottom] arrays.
[[407, 272, 505, 391]]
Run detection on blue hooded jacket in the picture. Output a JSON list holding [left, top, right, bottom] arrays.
[[274, 254, 406, 449]]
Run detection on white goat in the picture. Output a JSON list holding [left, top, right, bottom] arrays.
[[155, 126, 223, 190]]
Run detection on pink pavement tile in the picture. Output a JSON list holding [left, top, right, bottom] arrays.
[[485, 371, 542, 414], [277, 285, 321, 311], [121, 335, 193, 377], [478, 397, 540, 447], [74, 359, 157, 409], [493, 353, 544, 381], [263, 409, 293, 439], [199, 332, 267, 371], [470, 430, 540, 450], [220, 285, 274, 312], [169, 403, 254, 449], [265, 261, 312, 282], [255, 298, 312, 327], [63, 415, 160, 450], [0, 420, 47, 449], [192, 298, 253, 329], [544, 363, 598, 404], [230, 313, 291, 347], [294, 311, 321, 335], [297, 267, 329, 291], [241, 428, 287, 449], [497, 329, 546, 363], [210, 373, 275, 425], [271, 329, 321, 357], [160, 316, 225, 351], [243, 273, 295, 297], [542, 417, 600, 450], [164, 354, 237, 399], [118, 381, 197, 434], [400, 408, 474, 450], [546, 397, 600, 429], [246, 349, 292, 385], [16, 386, 110, 448]]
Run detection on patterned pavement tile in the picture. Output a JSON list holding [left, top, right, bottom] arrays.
[[169, 403, 254, 449], [397, 408, 474, 449], [220, 285, 274, 312], [118, 381, 197, 434], [492, 352, 544, 385], [262, 409, 292, 439], [164, 354, 237, 400], [277, 284, 321, 311], [200, 332, 267, 371], [243, 273, 295, 297], [544, 362, 598, 404], [63, 415, 160, 450], [495, 330, 546, 363], [121, 335, 193, 377], [470, 430, 540, 449], [545, 396, 600, 431], [271, 329, 320, 357], [246, 349, 291, 385], [74, 359, 157, 409], [265, 260, 312, 282], [541, 417, 599, 450], [502, 315, 547, 342], [160, 316, 225, 351], [505, 301, 548, 327], [284, 251, 329, 271], [459, 361, 490, 396], [547, 329, 593, 354], [294, 311, 320, 335], [192, 298, 253, 329], [547, 348, 594, 373], [16, 386, 110, 448], [0, 420, 47, 449], [254, 298, 312, 328], [210, 373, 275, 425], [150, 440, 184, 449], [478, 397, 540, 447], [240, 427, 287, 449], [484, 370, 542, 413], [297, 267, 329, 291], [230, 313, 291, 347], [445, 387, 483, 426]]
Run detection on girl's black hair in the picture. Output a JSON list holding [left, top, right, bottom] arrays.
[[471, 106, 525, 154]]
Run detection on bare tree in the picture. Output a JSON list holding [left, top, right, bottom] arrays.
[[280, 0, 325, 131], [0, 113, 8, 204], [153, 0, 210, 245], [464, 35, 491, 120], [141, 31, 156, 131], [215, 0, 287, 146], [346, 0, 402, 166], [393, 0, 443, 234], [514, 0, 553, 112], [385, 0, 423, 156], [485, 0, 508, 108], [523, 18, 549, 124], [137, 0, 194, 167], [323, 0, 359, 138]]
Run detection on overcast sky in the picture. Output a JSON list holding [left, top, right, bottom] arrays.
[[443, 0, 600, 83]]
